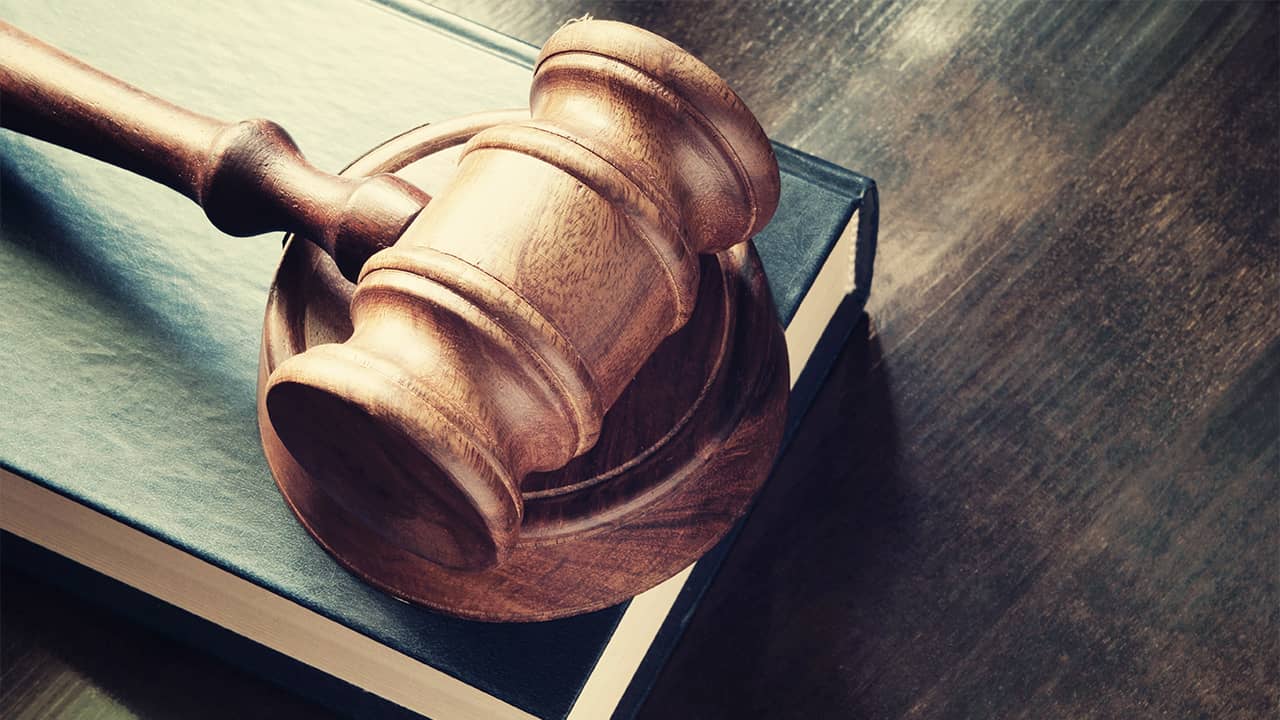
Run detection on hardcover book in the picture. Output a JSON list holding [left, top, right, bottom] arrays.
[[0, 1, 877, 718]]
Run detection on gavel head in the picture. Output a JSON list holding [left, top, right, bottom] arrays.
[[263, 20, 780, 571]]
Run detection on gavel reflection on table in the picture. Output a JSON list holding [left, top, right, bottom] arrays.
[[0, 18, 790, 620]]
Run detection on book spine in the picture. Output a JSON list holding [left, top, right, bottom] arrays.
[[2, 532, 423, 720], [611, 178, 877, 719]]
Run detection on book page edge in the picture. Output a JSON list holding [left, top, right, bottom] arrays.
[[0, 473, 537, 720], [0, 208, 861, 720], [571, 207, 861, 719]]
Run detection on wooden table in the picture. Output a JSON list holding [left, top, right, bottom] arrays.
[[3, 1, 1276, 717]]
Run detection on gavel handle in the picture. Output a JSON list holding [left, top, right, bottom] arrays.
[[0, 21, 428, 277]]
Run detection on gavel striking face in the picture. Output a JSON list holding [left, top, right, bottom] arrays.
[[2, 19, 788, 616]]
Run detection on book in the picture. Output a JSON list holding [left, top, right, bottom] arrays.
[[0, 1, 878, 718]]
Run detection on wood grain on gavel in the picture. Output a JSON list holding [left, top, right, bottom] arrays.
[[0, 16, 788, 612], [266, 20, 782, 574], [0, 20, 428, 279]]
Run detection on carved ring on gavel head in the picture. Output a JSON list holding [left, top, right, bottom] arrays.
[[1, 18, 790, 620], [266, 21, 782, 573]]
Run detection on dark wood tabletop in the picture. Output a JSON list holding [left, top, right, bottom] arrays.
[[3, 1, 1276, 718]]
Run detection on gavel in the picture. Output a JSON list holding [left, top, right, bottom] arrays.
[[1, 18, 787, 615]]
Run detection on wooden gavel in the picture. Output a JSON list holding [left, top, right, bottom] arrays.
[[0, 19, 784, 590]]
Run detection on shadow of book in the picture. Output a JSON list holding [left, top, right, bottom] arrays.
[[641, 313, 917, 719]]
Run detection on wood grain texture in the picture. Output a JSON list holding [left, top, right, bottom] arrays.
[[0, 21, 429, 279], [256, 19, 788, 590], [259, 118, 788, 619], [0, 16, 791, 610], [429, 0, 1279, 717], [2, 0, 1276, 717]]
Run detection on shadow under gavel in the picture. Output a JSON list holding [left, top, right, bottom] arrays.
[[0, 18, 785, 615]]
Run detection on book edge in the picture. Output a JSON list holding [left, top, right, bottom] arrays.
[[0, 4, 880, 716], [0, 211, 863, 720], [364, 0, 540, 68], [0, 472, 538, 720], [595, 205, 869, 720]]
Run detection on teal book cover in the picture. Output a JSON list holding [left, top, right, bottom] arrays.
[[0, 2, 876, 718]]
